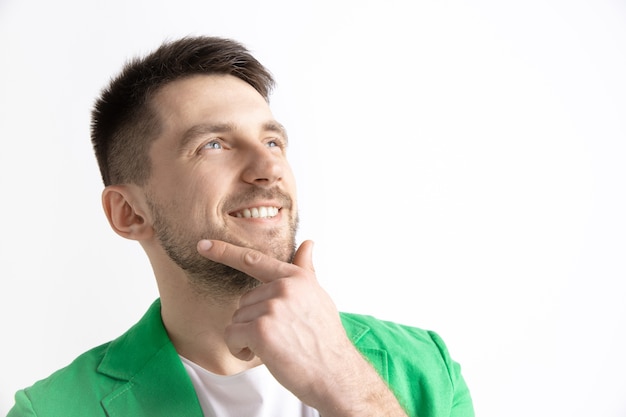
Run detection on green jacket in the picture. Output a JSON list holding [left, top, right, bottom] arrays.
[[8, 299, 473, 416]]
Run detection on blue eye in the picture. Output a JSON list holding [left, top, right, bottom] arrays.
[[203, 140, 222, 150], [266, 138, 286, 149]]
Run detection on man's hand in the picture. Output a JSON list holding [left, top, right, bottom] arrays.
[[197, 239, 408, 417]]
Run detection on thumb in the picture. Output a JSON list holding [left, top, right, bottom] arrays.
[[292, 240, 315, 273]]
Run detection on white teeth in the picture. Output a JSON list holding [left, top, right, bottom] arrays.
[[235, 206, 279, 219]]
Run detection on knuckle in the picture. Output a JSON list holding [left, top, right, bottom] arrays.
[[274, 277, 299, 297], [243, 250, 264, 265], [255, 315, 273, 335], [264, 298, 283, 316]]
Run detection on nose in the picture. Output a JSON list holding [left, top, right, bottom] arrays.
[[241, 144, 284, 187]]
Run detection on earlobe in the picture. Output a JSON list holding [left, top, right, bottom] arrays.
[[102, 185, 153, 241]]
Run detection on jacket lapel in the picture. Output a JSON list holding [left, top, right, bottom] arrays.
[[97, 300, 203, 417]]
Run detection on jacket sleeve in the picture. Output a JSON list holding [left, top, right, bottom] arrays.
[[7, 390, 38, 417], [428, 331, 475, 417]]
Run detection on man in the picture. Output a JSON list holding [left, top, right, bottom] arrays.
[[8, 36, 474, 416]]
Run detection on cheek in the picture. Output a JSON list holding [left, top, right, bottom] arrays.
[[284, 167, 298, 198], [186, 175, 228, 219]]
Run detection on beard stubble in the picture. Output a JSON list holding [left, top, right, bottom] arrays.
[[146, 187, 298, 299]]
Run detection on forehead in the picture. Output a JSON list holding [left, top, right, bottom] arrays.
[[153, 74, 270, 118], [151, 74, 275, 136], [148, 74, 283, 151]]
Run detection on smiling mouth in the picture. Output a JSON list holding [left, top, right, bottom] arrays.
[[231, 206, 280, 219]]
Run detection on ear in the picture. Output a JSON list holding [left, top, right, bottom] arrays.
[[102, 185, 153, 241]]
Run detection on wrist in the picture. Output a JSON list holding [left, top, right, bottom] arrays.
[[311, 348, 407, 417]]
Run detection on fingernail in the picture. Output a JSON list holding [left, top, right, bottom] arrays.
[[198, 240, 213, 251]]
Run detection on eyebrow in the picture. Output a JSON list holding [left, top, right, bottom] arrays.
[[263, 121, 289, 142], [179, 121, 289, 151]]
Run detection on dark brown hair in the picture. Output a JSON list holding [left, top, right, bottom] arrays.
[[90, 36, 275, 186]]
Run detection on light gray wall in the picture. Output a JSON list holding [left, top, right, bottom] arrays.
[[1, 1, 625, 416]]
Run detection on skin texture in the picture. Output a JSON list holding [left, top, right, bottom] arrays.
[[102, 74, 408, 416]]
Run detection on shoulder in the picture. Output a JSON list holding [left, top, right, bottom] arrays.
[[7, 300, 180, 417], [9, 342, 117, 416], [28, 341, 111, 390], [340, 312, 444, 354], [340, 312, 474, 417], [340, 312, 452, 373]]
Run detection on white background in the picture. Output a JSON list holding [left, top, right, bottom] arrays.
[[1, 1, 625, 416]]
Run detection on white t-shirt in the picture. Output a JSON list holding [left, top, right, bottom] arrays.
[[180, 356, 320, 417]]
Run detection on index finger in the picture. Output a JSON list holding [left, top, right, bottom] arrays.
[[197, 239, 297, 283]]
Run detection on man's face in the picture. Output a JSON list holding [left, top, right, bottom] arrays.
[[143, 74, 298, 296]]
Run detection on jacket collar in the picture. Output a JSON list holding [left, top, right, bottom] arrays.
[[98, 299, 203, 416], [96, 299, 388, 416]]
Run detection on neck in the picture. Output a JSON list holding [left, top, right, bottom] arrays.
[[158, 277, 262, 375]]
